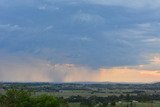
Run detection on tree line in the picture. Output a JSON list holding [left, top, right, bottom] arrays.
[[1, 89, 160, 107], [66, 94, 160, 107], [0, 89, 67, 107]]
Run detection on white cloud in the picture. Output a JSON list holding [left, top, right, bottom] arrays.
[[38, 4, 47, 10], [0, 24, 23, 32], [1, 0, 160, 10], [73, 13, 105, 24], [148, 54, 160, 65], [80, 37, 92, 41], [0, 0, 37, 8], [44, 25, 53, 31], [70, 36, 92, 42], [85, 0, 160, 9], [142, 38, 160, 43], [113, 22, 160, 41]]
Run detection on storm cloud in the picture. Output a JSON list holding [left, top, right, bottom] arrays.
[[0, 0, 160, 82]]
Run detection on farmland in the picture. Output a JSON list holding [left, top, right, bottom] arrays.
[[0, 82, 160, 107]]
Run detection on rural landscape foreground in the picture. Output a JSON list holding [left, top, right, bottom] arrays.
[[1, 82, 160, 107]]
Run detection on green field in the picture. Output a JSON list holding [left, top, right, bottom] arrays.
[[35, 89, 136, 98], [68, 102, 160, 107]]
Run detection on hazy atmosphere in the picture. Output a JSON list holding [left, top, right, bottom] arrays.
[[1, 0, 160, 82]]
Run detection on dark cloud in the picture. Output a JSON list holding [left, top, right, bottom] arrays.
[[0, 0, 160, 69]]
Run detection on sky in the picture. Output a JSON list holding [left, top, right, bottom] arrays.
[[0, 0, 160, 82]]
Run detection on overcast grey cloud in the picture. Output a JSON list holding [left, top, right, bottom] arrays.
[[1, 0, 160, 82]]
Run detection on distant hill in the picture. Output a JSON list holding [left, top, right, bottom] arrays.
[[152, 82, 160, 85]]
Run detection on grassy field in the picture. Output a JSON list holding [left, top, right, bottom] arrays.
[[35, 90, 132, 98], [35, 91, 111, 98], [68, 102, 160, 107]]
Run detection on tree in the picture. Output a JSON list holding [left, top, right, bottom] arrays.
[[126, 94, 131, 102], [0, 89, 63, 107], [34, 94, 60, 107], [99, 102, 108, 107], [5, 89, 32, 107], [110, 101, 116, 106], [0, 94, 6, 107]]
